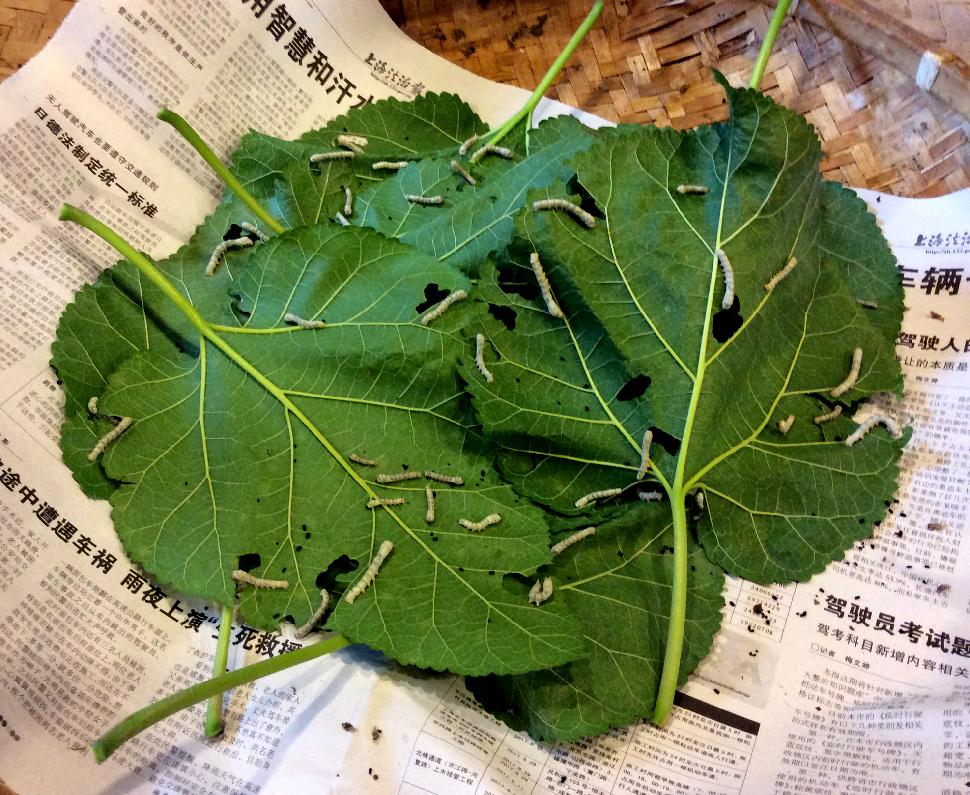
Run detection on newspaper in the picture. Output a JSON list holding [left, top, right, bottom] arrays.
[[0, 1, 967, 792]]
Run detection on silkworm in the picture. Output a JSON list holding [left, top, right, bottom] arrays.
[[831, 347, 863, 397], [343, 185, 354, 217], [531, 198, 596, 228], [638, 491, 663, 502], [764, 256, 797, 291], [337, 133, 368, 152], [777, 414, 795, 434], [206, 237, 253, 276], [87, 416, 133, 461], [424, 471, 464, 486], [550, 526, 596, 556], [405, 194, 444, 206], [349, 453, 376, 467], [574, 487, 623, 509], [930, 310, 944, 321], [425, 486, 435, 524], [87, 396, 98, 415], [529, 252, 564, 319], [813, 405, 842, 425], [376, 471, 422, 483], [335, 212, 350, 227], [284, 312, 326, 329], [676, 184, 708, 195], [459, 513, 502, 532], [473, 144, 514, 160], [450, 159, 477, 186], [295, 589, 330, 638], [232, 570, 289, 590], [344, 540, 394, 604], [310, 150, 354, 162], [458, 133, 480, 155], [716, 249, 735, 309], [637, 429, 653, 479], [528, 577, 553, 606], [366, 497, 406, 508], [419, 289, 468, 326], [695, 490, 706, 510], [240, 221, 269, 241], [475, 334, 494, 382], [845, 413, 903, 447], [927, 521, 945, 531], [372, 160, 408, 171], [856, 298, 879, 309]]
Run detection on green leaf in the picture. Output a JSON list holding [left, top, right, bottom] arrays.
[[467, 503, 724, 741], [74, 223, 585, 676]]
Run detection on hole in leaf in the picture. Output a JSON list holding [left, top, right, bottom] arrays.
[[617, 374, 651, 401], [650, 426, 681, 456], [315, 555, 359, 590], [415, 283, 450, 313], [237, 553, 261, 572], [488, 303, 517, 331], [565, 175, 604, 220], [497, 263, 540, 301], [712, 296, 743, 342]]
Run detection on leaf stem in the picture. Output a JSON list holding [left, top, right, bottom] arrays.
[[469, 1, 604, 164], [91, 633, 350, 763], [652, 488, 688, 723], [156, 109, 287, 235], [204, 603, 234, 737], [749, 0, 794, 90]]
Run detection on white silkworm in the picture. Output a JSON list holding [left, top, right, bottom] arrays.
[[574, 487, 623, 509], [475, 334, 494, 382], [638, 491, 663, 502], [695, 490, 706, 510], [765, 256, 797, 291], [366, 498, 406, 509], [458, 133, 480, 155], [424, 471, 464, 486], [637, 429, 653, 479], [777, 414, 795, 434], [473, 144, 514, 160], [335, 212, 351, 227], [528, 577, 553, 606], [425, 486, 435, 524], [419, 289, 468, 326], [531, 198, 596, 228], [716, 249, 735, 309], [551, 526, 596, 556], [349, 453, 376, 467], [310, 150, 355, 162], [529, 252, 564, 319], [459, 513, 502, 532], [232, 570, 289, 590], [372, 160, 408, 171], [376, 471, 422, 483], [813, 405, 842, 425], [206, 237, 253, 276], [284, 312, 326, 329], [87, 416, 133, 461], [240, 222, 269, 241], [344, 540, 393, 604], [856, 298, 879, 309], [450, 159, 477, 186], [405, 194, 444, 206], [337, 133, 368, 152], [343, 185, 354, 217], [676, 184, 708, 195], [831, 347, 863, 397], [87, 396, 98, 415], [845, 414, 900, 447], [295, 589, 330, 638]]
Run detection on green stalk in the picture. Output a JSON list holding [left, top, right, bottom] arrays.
[[469, 1, 604, 164], [156, 109, 286, 235], [652, 489, 688, 723], [204, 603, 234, 737], [749, 0, 794, 90], [91, 633, 350, 762]]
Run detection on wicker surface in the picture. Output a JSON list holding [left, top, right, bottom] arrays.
[[2, 0, 968, 196]]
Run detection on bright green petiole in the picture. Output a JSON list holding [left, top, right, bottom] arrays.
[[204, 602, 234, 737], [749, 0, 794, 91], [91, 633, 350, 762]]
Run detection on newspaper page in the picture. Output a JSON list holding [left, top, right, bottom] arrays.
[[0, 0, 967, 792]]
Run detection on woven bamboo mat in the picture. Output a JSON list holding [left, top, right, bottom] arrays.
[[2, 0, 968, 196]]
